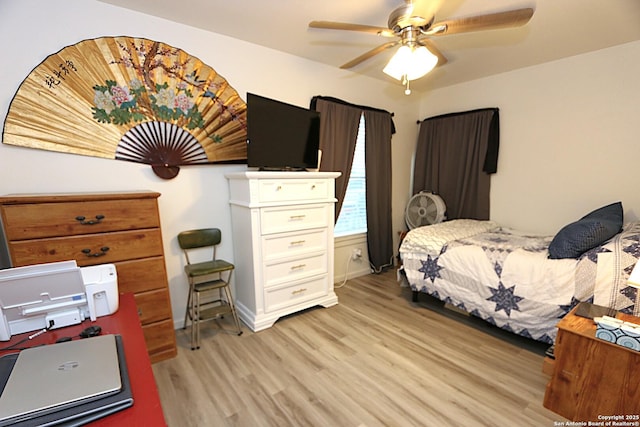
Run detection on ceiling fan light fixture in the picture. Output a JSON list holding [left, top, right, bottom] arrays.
[[383, 44, 437, 81]]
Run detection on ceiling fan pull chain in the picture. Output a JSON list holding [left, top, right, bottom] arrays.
[[403, 75, 411, 95]]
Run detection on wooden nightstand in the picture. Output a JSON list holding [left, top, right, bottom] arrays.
[[543, 305, 640, 421]]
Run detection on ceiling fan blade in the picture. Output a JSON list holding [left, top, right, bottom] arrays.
[[419, 38, 448, 67], [309, 21, 396, 37], [426, 8, 534, 36], [340, 41, 398, 69]]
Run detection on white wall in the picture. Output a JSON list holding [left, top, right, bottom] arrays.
[[417, 41, 640, 235], [0, 0, 419, 328]]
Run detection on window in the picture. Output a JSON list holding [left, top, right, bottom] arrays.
[[334, 114, 367, 237]]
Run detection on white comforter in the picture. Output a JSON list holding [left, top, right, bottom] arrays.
[[400, 220, 640, 343]]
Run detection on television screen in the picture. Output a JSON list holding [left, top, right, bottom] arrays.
[[246, 93, 320, 170]]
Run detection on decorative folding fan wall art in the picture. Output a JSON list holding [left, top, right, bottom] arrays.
[[2, 36, 247, 179]]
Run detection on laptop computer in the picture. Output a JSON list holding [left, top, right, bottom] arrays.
[[0, 334, 123, 426]]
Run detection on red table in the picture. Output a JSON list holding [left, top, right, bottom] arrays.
[[0, 293, 167, 426]]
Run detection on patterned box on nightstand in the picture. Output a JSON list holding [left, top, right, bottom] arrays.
[[595, 316, 640, 351]]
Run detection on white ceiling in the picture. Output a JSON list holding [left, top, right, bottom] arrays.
[[99, 0, 640, 94]]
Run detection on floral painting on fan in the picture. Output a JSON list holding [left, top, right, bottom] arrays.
[[3, 36, 247, 179]]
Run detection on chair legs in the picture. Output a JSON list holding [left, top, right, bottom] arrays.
[[184, 270, 243, 350], [183, 283, 194, 331], [221, 278, 243, 337], [193, 290, 201, 350]]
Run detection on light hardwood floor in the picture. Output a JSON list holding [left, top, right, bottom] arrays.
[[152, 270, 565, 426]]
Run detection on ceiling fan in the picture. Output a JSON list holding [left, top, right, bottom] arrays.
[[309, 0, 534, 94]]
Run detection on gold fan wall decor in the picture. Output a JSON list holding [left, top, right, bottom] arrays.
[[2, 36, 247, 179]]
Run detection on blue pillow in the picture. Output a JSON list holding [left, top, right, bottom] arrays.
[[581, 201, 623, 223], [548, 202, 623, 259]]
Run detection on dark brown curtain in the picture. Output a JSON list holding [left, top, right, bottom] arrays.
[[413, 108, 499, 220], [364, 109, 394, 271], [311, 98, 361, 219], [311, 96, 395, 272]]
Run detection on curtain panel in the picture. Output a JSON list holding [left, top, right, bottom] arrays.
[[364, 109, 394, 272], [413, 108, 499, 220], [310, 96, 395, 272], [310, 98, 361, 219]]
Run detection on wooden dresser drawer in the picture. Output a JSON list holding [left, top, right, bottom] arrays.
[[115, 257, 168, 294], [257, 179, 331, 203], [134, 288, 173, 324], [0, 198, 160, 240], [8, 229, 164, 267], [264, 275, 328, 313], [142, 318, 178, 364], [262, 228, 327, 261], [260, 204, 330, 235]]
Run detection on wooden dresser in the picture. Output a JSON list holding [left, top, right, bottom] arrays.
[[226, 171, 340, 332], [0, 191, 177, 363]]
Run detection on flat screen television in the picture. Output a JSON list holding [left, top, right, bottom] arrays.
[[246, 93, 320, 171]]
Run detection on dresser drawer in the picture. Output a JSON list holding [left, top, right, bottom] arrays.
[[142, 318, 178, 363], [115, 257, 168, 294], [8, 229, 164, 267], [0, 198, 160, 240], [262, 228, 327, 261], [264, 275, 328, 313], [134, 288, 173, 324], [261, 204, 330, 234], [264, 252, 327, 287], [257, 179, 331, 203]]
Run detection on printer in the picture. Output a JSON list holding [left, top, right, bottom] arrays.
[[0, 260, 119, 341]]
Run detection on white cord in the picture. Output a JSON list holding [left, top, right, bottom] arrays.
[[335, 254, 353, 289], [28, 328, 48, 340]]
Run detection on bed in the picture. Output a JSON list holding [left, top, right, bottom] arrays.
[[399, 212, 640, 344]]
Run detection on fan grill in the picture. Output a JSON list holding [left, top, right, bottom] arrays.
[[405, 192, 446, 229]]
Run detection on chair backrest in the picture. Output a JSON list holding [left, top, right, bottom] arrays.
[[177, 228, 222, 264], [178, 228, 222, 249]]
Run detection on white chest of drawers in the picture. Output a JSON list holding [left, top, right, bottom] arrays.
[[225, 171, 340, 331]]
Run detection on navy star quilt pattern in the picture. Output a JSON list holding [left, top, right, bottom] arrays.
[[400, 220, 640, 344]]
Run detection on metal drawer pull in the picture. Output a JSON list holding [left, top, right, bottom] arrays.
[[289, 214, 306, 220], [290, 240, 306, 246], [81, 246, 110, 257], [290, 264, 306, 270], [75, 214, 105, 225], [291, 288, 307, 295]]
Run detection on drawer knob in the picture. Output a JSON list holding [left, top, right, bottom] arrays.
[[290, 240, 306, 246], [289, 214, 306, 220], [290, 264, 306, 270], [291, 288, 307, 295], [75, 214, 105, 225], [81, 246, 110, 257]]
